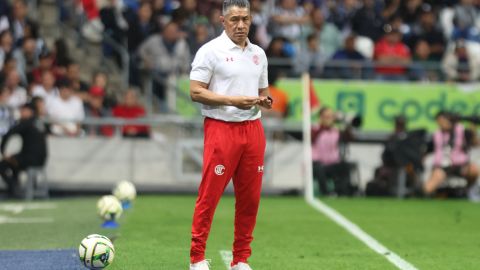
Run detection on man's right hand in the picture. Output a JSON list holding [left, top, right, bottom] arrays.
[[230, 96, 259, 110]]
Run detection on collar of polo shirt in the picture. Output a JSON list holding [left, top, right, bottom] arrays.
[[220, 31, 253, 51]]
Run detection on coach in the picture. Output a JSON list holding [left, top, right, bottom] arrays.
[[188, 1, 272, 270]]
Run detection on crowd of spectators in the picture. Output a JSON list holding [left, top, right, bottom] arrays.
[[0, 0, 150, 138], [75, 0, 480, 83]]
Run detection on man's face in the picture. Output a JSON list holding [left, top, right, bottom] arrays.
[[321, 109, 335, 127], [67, 64, 80, 80], [222, 6, 251, 46], [437, 115, 452, 131], [163, 24, 179, 43], [20, 107, 33, 119], [59, 87, 73, 100]]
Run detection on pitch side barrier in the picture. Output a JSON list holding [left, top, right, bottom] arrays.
[[3, 117, 393, 195]]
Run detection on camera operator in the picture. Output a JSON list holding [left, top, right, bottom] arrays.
[[311, 107, 355, 196], [423, 111, 479, 197]]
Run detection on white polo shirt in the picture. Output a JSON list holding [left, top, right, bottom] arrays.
[[190, 31, 268, 122]]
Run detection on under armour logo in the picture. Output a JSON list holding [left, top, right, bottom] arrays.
[[226, 57, 234, 62], [215, 165, 225, 175], [258, 165, 264, 172]]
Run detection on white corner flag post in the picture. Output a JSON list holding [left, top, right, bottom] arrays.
[[301, 73, 314, 202]]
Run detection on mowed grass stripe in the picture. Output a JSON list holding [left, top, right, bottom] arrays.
[[323, 198, 480, 270], [110, 196, 395, 270]]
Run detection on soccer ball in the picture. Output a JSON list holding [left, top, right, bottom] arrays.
[[78, 234, 115, 269], [97, 195, 123, 221], [112, 181, 137, 202]]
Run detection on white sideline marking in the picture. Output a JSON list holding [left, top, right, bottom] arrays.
[[219, 250, 232, 270], [307, 198, 418, 270], [0, 203, 57, 214], [0, 215, 53, 224]]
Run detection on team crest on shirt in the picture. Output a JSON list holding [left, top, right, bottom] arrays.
[[215, 165, 225, 175], [253, 55, 260, 65]]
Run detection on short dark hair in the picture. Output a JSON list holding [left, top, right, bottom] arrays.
[[223, 0, 250, 15]]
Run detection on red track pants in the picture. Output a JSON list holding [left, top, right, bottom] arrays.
[[190, 118, 266, 265]]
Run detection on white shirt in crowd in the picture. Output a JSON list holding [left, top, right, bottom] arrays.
[[7, 86, 27, 109], [190, 31, 268, 122], [31, 85, 59, 104], [47, 95, 85, 121]]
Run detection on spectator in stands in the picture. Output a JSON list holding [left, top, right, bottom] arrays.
[[0, 55, 17, 83], [188, 18, 210, 55], [0, 101, 47, 198], [442, 40, 480, 82], [197, 0, 222, 17], [100, 0, 129, 68], [66, 62, 89, 93], [410, 39, 441, 81], [261, 70, 289, 119], [398, 0, 424, 25], [125, 1, 156, 54], [351, 0, 385, 41], [0, 86, 15, 137], [52, 38, 71, 69], [151, 0, 174, 30], [452, 0, 478, 41], [172, 0, 198, 36], [8, 0, 38, 45], [312, 107, 354, 196], [327, 34, 366, 79], [84, 86, 113, 137], [138, 22, 190, 105], [423, 111, 479, 199], [305, 8, 342, 58], [295, 34, 326, 76], [408, 8, 446, 61], [374, 26, 411, 80], [0, 30, 13, 70], [47, 79, 85, 136], [207, 8, 223, 39], [249, 0, 270, 48], [112, 88, 150, 138], [270, 0, 309, 42], [4, 69, 27, 109], [31, 70, 58, 101], [30, 51, 54, 84], [267, 36, 295, 75], [326, 0, 359, 31], [13, 36, 39, 84]]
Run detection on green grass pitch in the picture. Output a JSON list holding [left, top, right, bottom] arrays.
[[0, 196, 479, 269]]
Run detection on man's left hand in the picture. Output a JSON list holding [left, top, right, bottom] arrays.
[[258, 96, 273, 109]]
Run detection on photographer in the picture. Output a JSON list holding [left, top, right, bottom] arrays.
[[311, 107, 355, 196], [423, 111, 479, 197]]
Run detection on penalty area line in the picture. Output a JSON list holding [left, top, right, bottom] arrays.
[[219, 250, 232, 270], [307, 198, 418, 270]]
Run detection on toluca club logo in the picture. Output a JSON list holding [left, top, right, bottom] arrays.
[[215, 165, 225, 175], [253, 55, 260, 65]]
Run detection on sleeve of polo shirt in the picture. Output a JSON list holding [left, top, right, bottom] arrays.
[[258, 51, 269, 89], [190, 46, 214, 84]]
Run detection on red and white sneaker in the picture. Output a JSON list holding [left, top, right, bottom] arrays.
[[189, 260, 210, 270]]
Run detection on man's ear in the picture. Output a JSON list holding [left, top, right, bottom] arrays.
[[220, 16, 225, 25]]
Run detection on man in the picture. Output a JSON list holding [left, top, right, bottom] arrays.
[[374, 26, 411, 81], [423, 111, 479, 198], [0, 101, 47, 198], [138, 21, 190, 107], [47, 79, 85, 136], [311, 107, 353, 196], [188, 1, 272, 269]]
